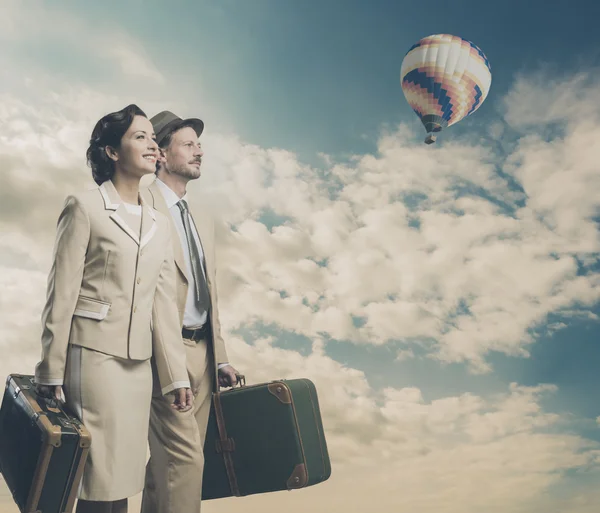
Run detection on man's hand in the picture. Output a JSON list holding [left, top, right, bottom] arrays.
[[35, 384, 63, 402], [218, 365, 241, 389], [171, 387, 193, 412]]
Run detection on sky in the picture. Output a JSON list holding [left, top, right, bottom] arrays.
[[2, 0, 600, 512]]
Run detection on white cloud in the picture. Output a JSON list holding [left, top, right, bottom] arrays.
[[503, 71, 600, 130], [1, 0, 164, 83], [0, 266, 47, 386], [396, 347, 415, 361], [197, 91, 600, 371]]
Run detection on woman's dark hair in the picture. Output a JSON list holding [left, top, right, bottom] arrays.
[[86, 104, 147, 185]]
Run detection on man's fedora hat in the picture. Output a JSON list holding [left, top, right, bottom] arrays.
[[150, 110, 204, 146]]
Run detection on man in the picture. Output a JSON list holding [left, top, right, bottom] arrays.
[[140, 110, 240, 513]]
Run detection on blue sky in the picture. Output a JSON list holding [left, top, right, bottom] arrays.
[[64, 0, 600, 159], [2, 1, 600, 511]]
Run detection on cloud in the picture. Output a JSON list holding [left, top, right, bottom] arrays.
[[1, 0, 164, 83], [503, 70, 600, 130], [195, 85, 600, 372], [0, 266, 47, 385]]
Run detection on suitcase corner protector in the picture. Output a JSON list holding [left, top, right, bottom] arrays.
[[286, 463, 308, 489], [41, 421, 63, 447], [267, 382, 292, 404], [78, 426, 93, 448]]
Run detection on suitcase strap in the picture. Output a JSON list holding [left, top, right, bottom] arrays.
[[212, 392, 241, 496]]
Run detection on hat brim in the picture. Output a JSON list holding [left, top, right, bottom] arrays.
[[155, 117, 204, 145]]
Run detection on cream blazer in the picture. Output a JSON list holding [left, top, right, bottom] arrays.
[[34, 179, 190, 395], [141, 179, 229, 378]]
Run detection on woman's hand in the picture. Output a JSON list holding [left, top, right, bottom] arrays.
[[35, 384, 63, 402], [171, 387, 193, 413]]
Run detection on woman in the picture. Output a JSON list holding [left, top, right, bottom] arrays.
[[34, 104, 193, 513]]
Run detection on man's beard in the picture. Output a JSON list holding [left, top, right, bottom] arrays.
[[167, 161, 201, 179]]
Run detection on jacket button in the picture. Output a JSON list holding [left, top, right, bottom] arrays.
[[137, 277, 141, 284]]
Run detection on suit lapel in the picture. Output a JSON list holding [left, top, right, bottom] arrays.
[[147, 180, 189, 283], [100, 181, 140, 245]]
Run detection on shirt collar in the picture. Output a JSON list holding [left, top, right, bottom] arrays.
[[155, 177, 189, 209]]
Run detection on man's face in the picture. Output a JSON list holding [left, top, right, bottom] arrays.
[[160, 126, 204, 180]]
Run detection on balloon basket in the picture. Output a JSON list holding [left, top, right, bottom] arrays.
[[424, 134, 436, 144]]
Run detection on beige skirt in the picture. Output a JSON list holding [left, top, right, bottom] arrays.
[[63, 344, 152, 501]]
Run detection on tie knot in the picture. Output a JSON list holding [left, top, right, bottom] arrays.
[[177, 199, 189, 213]]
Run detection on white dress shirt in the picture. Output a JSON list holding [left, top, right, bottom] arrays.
[[155, 178, 228, 369]]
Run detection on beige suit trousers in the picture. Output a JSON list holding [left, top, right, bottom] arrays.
[[140, 336, 214, 513]]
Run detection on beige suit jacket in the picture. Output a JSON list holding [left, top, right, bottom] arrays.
[[141, 179, 229, 380], [34, 179, 190, 395]]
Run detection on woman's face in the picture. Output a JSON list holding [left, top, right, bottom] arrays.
[[110, 115, 158, 178]]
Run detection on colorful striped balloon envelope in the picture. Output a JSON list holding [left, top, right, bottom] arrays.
[[401, 34, 492, 144]]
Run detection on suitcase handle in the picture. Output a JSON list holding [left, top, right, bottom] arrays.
[[44, 398, 63, 413], [30, 380, 65, 413]]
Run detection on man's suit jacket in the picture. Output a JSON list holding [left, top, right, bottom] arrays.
[[141, 178, 229, 379], [34, 179, 189, 396]]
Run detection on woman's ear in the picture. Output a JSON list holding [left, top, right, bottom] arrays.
[[105, 145, 119, 162]]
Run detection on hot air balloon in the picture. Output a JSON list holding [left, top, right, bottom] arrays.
[[400, 34, 492, 144]]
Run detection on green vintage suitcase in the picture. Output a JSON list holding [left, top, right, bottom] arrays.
[[0, 374, 91, 513], [202, 377, 331, 499]]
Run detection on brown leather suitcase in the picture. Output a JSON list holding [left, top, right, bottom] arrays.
[[0, 374, 91, 513]]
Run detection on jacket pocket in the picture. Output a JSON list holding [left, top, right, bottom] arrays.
[[73, 295, 111, 321]]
